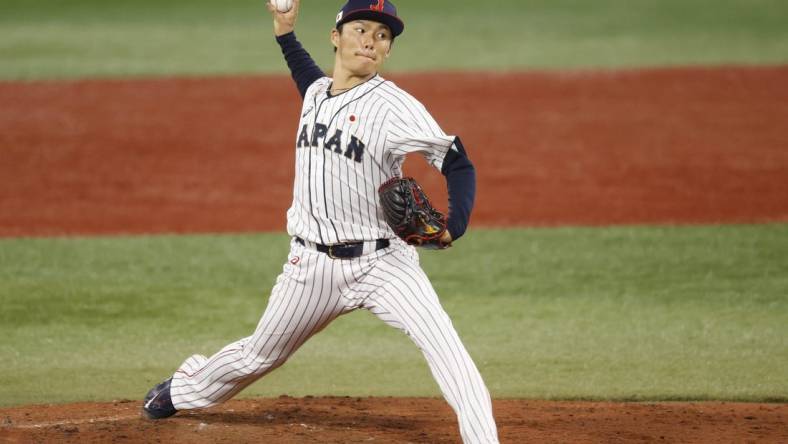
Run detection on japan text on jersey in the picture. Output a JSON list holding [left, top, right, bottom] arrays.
[[286, 75, 456, 245]]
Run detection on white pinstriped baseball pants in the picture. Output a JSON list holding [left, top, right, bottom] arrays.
[[170, 238, 499, 443]]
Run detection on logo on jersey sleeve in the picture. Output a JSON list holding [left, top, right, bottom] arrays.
[[297, 123, 365, 163]]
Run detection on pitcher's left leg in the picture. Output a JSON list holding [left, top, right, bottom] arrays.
[[168, 246, 348, 411], [361, 251, 499, 443]]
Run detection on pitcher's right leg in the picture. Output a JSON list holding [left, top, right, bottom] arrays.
[[361, 249, 499, 443]]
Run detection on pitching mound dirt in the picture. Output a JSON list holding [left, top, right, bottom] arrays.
[[1, 396, 786, 443]]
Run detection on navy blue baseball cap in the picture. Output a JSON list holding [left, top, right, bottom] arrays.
[[335, 0, 404, 37]]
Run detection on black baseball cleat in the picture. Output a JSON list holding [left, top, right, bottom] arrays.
[[141, 377, 177, 419]]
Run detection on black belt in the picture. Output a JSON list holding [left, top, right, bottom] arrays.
[[295, 237, 390, 259]]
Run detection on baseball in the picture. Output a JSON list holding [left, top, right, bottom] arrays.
[[271, 0, 293, 13]]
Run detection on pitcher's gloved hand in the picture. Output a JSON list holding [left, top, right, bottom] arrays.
[[378, 177, 451, 250]]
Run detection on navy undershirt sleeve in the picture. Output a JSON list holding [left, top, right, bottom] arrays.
[[440, 137, 476, 241], [275, 32, 325, 98]]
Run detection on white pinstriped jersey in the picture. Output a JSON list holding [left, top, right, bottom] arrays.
[[287, 74, 455, 244]]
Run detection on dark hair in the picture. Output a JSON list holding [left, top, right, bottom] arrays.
[[332, 23, 395, 53]]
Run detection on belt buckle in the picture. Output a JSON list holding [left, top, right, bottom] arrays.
[[327, 244, 350, 260], [327, 242, 361, 260]]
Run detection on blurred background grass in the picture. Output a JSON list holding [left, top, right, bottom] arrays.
[[1, 226, 786, 406], [1, 0, 787, 79]]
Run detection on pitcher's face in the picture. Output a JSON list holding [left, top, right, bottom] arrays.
[[332, 20, 393, 76]]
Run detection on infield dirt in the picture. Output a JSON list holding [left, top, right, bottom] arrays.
[[1, 397, 786, 443], [0, 66, 786, 442], [1, 66, 787, 237]]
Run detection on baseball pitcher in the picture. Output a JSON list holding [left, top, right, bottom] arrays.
[[142, 1, 499, 442]]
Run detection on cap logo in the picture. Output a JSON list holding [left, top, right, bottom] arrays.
[[370, 0, 385, 12], [336, 11, 343, 23]]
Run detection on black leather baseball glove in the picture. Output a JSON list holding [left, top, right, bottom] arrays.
[[378, 177, 451, 250]]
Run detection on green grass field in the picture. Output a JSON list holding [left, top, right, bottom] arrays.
[[1, 0, 787, 79], [1, 226, 786, 407]]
